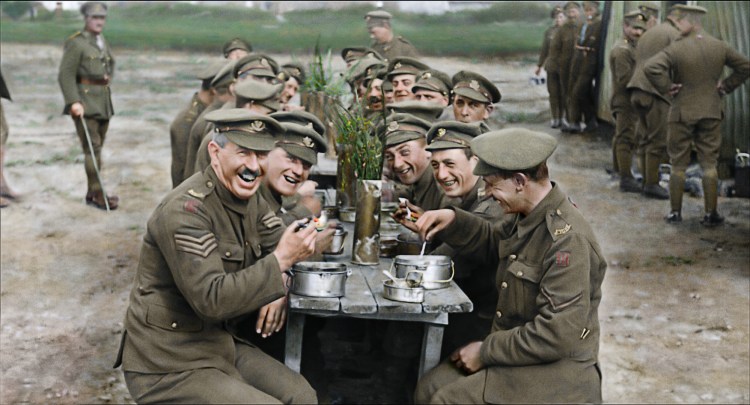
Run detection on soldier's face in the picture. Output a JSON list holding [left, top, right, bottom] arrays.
[[84, 15, 106, 35], [384, 140, 431, 185], [265, 148, 311, 196], [584, 6, 597, 20], [392, 74, 417, 102], [430, 149, 479, 198], [226, 49, 249, 60], [368, 26, 391, 44], [209, 141, 264, 200], [554, 12, 566, 27], [280, 77, 299, 103], [483, 173, 521, 214], [566, 8, 580, 22], [625, 24, 644, 42], [415, 89, 449, 106], [453, 95, 491, 123], [367, 78, 384, 111]]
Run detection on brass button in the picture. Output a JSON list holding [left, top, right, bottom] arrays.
[[225, 251, 232, 257], [509, 254, 517, 261], [171, 322, 178, 329], [245, 241, 249, 246], [556, 209, 562, 215], [501, 282, 508, 289], [516, 271, 523, 277], [495, 311, 502, 318], [207, 181, 214, 188]]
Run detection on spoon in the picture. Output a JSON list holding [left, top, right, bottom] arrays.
[[419, 240, 427, 256], [382, 270, 404, 287]]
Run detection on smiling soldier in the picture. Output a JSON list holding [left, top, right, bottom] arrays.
[[387, 57, 430, 103], [115, 109, 319, 403], [451, 71, 501, 126]]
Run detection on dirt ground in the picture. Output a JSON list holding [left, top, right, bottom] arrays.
[[1, 43, 748, 404]]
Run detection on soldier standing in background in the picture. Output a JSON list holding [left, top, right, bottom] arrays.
[[638, 3, 660, 30], [222, 37, 252, 60], [0, 69, 17, 208], [536, 6, 566, 128], [365, 10, 418, 63], [58, 1, 118, 210], [551, 1, 582, 131], [563, 0, 602, 134], [627, 5, 680, 200], [644, 5, 750, 226], [609, 11, 647, 193]]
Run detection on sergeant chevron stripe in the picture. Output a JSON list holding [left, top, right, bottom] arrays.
[[261, 212, 283, 229], [175, 232, 218, 257]]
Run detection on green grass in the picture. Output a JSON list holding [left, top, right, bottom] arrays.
[[0, 3, 547, 58]]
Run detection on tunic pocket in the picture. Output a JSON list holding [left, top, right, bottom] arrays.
[[217, 240, 243, 273], [504, 261, 544, 321], [146, 303, 203, 332]]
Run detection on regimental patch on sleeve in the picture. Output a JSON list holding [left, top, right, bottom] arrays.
[[261, 212, 283, 229], [175, 231, 217, 258], [183, 199, 202, 214], [556, 251, 570, 267]]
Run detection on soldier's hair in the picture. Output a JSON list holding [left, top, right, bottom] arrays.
[[212, 132, 229, 148], [214, 86, 231, 96], [463, 148, 475, 160], [201, 79, 212, 91], [490, 161, 550, 182]]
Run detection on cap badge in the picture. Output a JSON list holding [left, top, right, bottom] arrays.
[[437, 128, 446, 137], [305, 123, 314, 130], [387, 121, 399, 132], [469, 80, 480, 91], [260, 58, 268, 67], [394, 62, 402, 70], [421, 72, 432, 79], [250, 120, 266, 132], [292, 68, 300, 76], [303, 136, 314, 148]]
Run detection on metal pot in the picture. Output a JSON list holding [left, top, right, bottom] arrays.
[[290, 262, 350, 298], [382, 279, 424, 303], [339, 207, 356, 223], [393, 255, 454, 290], [397, 232, 432, 255], [322, 206, 339, 220], [323, 226, 348, 255], [379, 231, 400, 258]]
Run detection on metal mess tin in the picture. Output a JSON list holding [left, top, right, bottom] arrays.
[[393, 255, 454, 290], [290, 262, 351, 298], [323, 226, 348, 255], [339, 207, 356, 223], [382, 279, 425, 303]]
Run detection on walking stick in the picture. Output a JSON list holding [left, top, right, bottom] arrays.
[[78, 116, 110, 212]]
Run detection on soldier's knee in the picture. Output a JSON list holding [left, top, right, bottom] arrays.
[[702, 166, 718, 179], [287, 377, 318, 404], [415, 376, 438, 404]]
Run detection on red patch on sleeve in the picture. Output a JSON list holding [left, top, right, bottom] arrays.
[[184, 199, 201, 214], [556, 251, 570, 267]]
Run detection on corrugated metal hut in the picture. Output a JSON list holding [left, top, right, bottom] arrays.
[[598, 1, 749, 177]]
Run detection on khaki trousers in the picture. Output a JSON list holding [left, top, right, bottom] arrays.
[[667, 118, 722, 212], [414, 360, 487, 404], [546, 70, 565, 120], [612, 108, 638, 178], [73, 117, 109, 193], [630, 89, 669, 186]]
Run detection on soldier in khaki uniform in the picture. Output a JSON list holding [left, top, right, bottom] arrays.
[[223, 37, 252, 60], [365, 10, 418, 63], [536, 6, 566, 128], [341, 46, 381, 68], [115, 110, 319, 403], [451, 71, 500, 127], [609, 11, 647, 193], [638, 3, 660, 30], [278, 63, 306, 110], [387, 57, 430, 103], [0, 69, 17, 208], [169, 61, 222, 188], [627, 5, 680, 199], [563, 1, 602, 134], [58, 2, 118, 210], [413, 128, 607, 404], [549, 1, 582, 130], [644, 5, 750, 226]]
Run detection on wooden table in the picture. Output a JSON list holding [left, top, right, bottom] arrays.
[[284, 223, 473, 377]]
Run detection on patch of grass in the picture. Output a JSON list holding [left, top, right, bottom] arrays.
[[0, 3, 547, 57], [502, 111, 538, 123], [661, 256, 694, 266]]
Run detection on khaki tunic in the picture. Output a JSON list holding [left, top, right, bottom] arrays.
[[609, 38, 639, 175], [58, 30, 115, 118], [416, 184, 607, 404], [567, 17, 602, 124], [549, 20, 578, 111], [170, 93, 208, 188], [184, 99, 223, 180], [540, 25, 564, 120], [371, 35, 418, 63], [537, 25, 557, 70]]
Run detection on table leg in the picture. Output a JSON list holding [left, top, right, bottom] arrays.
[[418, 323, 445, 377], [284, 311, 306, 373]]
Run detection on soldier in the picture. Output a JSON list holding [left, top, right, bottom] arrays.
[[387, 57, 430, 103], [638, 3, 660, 30], [537, 6, 566, 128], [114, 110, 319, 403], [386, 100, 444, 123], [278, 62, 306, 110], [363, 66, 388, 119], [644, 5, 750, 226], [563, 0, 602, 134], [223, 37, 252, 60], [341, 46, 381, 68], [346, 54, 386, 105], [398, 121, 502, 357], [169, 60, 222, 188], [58, 1, 118, 210], [0, 69, 17, 208], [451, 70, 500, 126], [364, 10, 418, 63], [627, 6, 681, 199], [183, 60, 237, 182], [412, 69, 452, 108], [192, 79, 282, 176], [233, 53, 281, 85], [609, 11, 647, 193], [413, 128, 607, 404], [550, 1, 582, 130]]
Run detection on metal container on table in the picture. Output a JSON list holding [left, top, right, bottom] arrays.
[[323, 225, 348, 255], [397, 231, 432, 255], [339, 207, 356, 223], [290, 262, 351, 298], [393, 255, 454, 290], [382, 279, 424, 303], [321, 205, 339, 220]]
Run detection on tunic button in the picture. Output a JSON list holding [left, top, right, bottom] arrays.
[[496, 311, 502, 318], [225, 251, 232, 257], [245, 241, 249, 246], [516, 271, 523, 277], [556, 209, 562, 215], [206, 181, 214, 188], [509, 254, 517, 261], [171, 322, 178, 329], [501, 282, 508, 289]]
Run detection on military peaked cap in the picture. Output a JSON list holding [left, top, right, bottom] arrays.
[[278, 63, 306, 85], [276, 123, 327, 166], [670, 4, 707, 15], [472, 128, 557, 175], [222, 38, 252, 58], [270, 110, 326, 138], [234, 54, 280, 80], [365, 10, 392, 28], [381, 113, 432, 147], [234, 80, 282, 112], [412, 69, 452, 99], [196, 59, 227, 81], [426, 121, 486, 151], [205, 109, 284, 152], [638, 2, 660, 17], [452, 70, 501, 104], [624, 10, 648, 30], [210, 60, 238, 89], [563, 1, 581, 11], [386, 100, 444, 122], [341, 47, 382, 63], [387, 57, 430, 79], [81, 2, 107, 16]]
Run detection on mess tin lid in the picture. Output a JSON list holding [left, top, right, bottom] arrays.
[[394, 255, 451, 266]]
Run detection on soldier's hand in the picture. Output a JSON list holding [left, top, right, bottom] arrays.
[[273, 219, 317, 270], [414, 209, 456, 242], [70, 102, 84, 118], [716, 80, 727, 97], [449, 341, 484, 374], [534, 66, 542, 76], [256, 296, 288, 337], [297, 180, 318, 197], [314, 222, 336, 253]]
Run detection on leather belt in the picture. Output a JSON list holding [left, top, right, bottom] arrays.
[[77, 77, 110, 86], [575, 45, 596, 53]]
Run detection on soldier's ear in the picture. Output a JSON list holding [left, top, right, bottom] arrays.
[[512, 173, 528, 190]]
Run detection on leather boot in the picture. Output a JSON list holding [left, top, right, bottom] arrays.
[[669, 169, 686, 214], [87, 191, 119, 210], [702, 167, 719, 214], [643, 156, 669, 199]]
